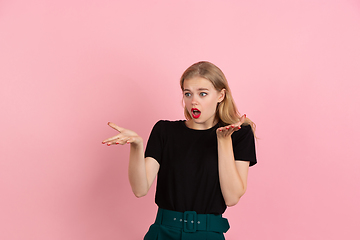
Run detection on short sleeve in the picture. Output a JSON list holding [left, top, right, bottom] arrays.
[[145, 120, 165, 164], [232, 124, 257, 166]]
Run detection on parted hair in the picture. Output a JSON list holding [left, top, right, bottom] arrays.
[[180, 61, 256, 133]]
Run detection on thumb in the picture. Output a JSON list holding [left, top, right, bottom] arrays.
[[108, 122, 124, 132], [127, 137, 135, 144]]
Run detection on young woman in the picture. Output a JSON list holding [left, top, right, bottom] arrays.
[[103, 61, 257, 240]]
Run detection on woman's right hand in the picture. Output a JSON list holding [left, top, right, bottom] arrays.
[[102, 122, 143, 146]]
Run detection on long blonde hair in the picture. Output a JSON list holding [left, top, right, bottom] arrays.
[[180, 61, 256, 133]]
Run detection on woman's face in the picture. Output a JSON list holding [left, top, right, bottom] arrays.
[[183, 77, 225, 130]]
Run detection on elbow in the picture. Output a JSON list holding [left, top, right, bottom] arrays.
[[225, 197, 240, 207], [132, 188, 149, 198], [135, 194, 146, 198], [225, 189, 247, 207], [130, 182, 151, 198], [134, 191, 147, 198]]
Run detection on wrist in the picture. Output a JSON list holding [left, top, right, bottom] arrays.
[[217, 135, 232, 144], [130, 137, 143, 147]]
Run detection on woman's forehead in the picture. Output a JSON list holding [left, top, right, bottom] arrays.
[[183, 77, 215, 90]]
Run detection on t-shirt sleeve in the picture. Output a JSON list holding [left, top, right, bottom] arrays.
[[145, 120, 165, 164], [232, 124, 257, 166]]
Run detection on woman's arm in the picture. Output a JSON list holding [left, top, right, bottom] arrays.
[[216, 115, 250, 206], [128, 141, 159, 197], [103, 122, 159, 198]]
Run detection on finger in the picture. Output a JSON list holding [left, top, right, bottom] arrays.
[[126, 137, 134, 144], [217, 127, 229, 136], [233, 116, 246, 129], [232, 126, 241, 132], [102, 134, 122, 144], [217, 127, 225, 132], [226, 126, 237, 135], [107, 141, 119, 146], [109, 135, 130, 145], [225, 124, 235, 131], [102, 138, 112, 144], [220, 124, 240, 136], [240, 114, 246, 123], [115, 140, 127, 145], [126, 137, 140, 144], [234, 123, 242, 129], [108, 122, 125, 132], [118, 137, 131, 145], [103, 134, 131, 144], [106, 137, 129, 146]]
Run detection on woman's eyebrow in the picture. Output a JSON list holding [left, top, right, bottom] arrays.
[[183, 87, 209, 92]]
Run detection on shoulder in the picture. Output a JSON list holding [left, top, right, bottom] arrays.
[[232, 124, 254, 140], [236, 124, 253, 135], [240, 124, 253, 133]]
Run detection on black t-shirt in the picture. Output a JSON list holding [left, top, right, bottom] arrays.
[[145, 120, 257, 215]]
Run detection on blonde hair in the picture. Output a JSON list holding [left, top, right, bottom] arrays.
[[180, 61, 256, 133]]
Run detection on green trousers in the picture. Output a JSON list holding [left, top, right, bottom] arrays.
[[144, 208, 229, 240]]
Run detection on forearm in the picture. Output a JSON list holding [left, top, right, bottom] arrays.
[[128, 139, 149, 197], [217, 137, 246, 206]]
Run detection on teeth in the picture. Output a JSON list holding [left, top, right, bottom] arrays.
[[191, 109, 200, 117]]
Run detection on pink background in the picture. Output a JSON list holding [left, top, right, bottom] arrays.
[[1, 0, 360, 239]]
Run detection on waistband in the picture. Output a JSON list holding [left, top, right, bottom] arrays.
[[155, 208, 230, 233]]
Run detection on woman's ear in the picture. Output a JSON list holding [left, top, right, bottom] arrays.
[[218, 89, 226, 102]]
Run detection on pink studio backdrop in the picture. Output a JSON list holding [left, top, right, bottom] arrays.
[[1, 0, 360, 239]]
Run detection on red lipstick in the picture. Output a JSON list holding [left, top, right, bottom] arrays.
[[191, 108, 201, 119]]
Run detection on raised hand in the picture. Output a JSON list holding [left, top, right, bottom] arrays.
[[216, 114, 246, 138], [102, 122, 142, 146]]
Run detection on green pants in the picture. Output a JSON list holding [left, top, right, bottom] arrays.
[[144, 208, 229, 240]]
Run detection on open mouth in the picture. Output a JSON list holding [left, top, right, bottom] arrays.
[[191, 108, 201, 119]]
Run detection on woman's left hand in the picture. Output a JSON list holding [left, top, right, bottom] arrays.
[[216, 114, 246, 138]]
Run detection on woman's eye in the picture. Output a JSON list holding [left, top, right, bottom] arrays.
[[184, 92, 191, 97], [200, 92, 207, 97]]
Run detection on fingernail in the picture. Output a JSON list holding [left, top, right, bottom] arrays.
[[107, 143, 111, 146], [108, 122, 110, 125], [116, 142, 119, 145], [127, 141, 130, 144], [226, 127, 229, 129], [244, 114, 246, 118], [219, 129, 222, 132], [238, 126, 241, 129], [231, 125, 234, 128], [102, 142, 105, 144]]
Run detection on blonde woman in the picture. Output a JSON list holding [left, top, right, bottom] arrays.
[[103, 61, 257, 240]]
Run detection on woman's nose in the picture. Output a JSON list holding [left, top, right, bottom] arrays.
[[191, 96, 198, 105]]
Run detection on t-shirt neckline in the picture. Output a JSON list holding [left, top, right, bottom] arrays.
[[181, 120, 219, 131]]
